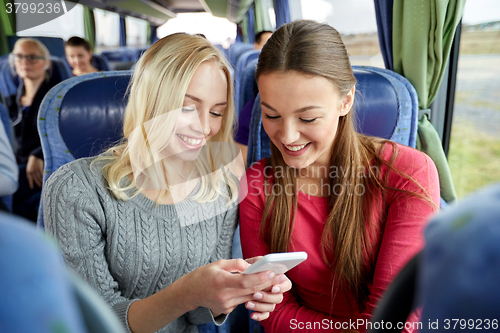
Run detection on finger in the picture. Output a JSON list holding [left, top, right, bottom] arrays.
[[246, 300, 276, 313], [26, 171, 34, 189], [270, 274, 292, 294], [252, 290, 283, 305], [216, 258, 251, 273], [249, 311, 270, 322], [225, 270, 277, 290], [35, 173, 43, 188], [245, 256, 263, 265]]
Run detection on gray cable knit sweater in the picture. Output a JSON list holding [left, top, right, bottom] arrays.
[[43, 157, 238, 333]]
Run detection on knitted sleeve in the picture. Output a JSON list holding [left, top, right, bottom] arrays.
[[185, 204, 238, 326], [43, 163, 136, 332]]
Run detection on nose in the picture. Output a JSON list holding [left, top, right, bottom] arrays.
[[280, 120, 300, 145], [191, 110, 211, 137]]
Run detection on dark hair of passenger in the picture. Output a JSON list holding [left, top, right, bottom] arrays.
[[65, 36, 92, 52], [255, 30, 273, 44], [255, 20, 435, 310]]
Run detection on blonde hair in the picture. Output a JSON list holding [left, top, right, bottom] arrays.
[[10, 38, 52, 79], [93, 33, 237, 204]]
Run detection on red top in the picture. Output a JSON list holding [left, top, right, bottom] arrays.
[[239, 143, 440, 333]]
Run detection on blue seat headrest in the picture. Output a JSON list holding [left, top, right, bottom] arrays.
[[59, 75, 131, 159]]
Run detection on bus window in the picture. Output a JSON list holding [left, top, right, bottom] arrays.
[[448, 0, 500, 198], [16, 2, 84, 40], [299, 0, 382, 68], [126, 17, 148, 47], [94, 9, 120, 53], [157, 13, 236, 48]]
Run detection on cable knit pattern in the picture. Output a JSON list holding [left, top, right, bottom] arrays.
[[44, 157, 238, 333]]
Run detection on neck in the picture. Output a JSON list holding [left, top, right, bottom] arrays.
[[23, 77, 44, 98], [74, 65, 96, 75]]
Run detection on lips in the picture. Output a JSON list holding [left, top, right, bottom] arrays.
[[176, 134, 204, 148], [281, 142, 311, 156]]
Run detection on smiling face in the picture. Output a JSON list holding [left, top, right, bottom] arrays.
[[65, 45, 93, 72], [165, 60, 228, 162], [259, 70, 354, 170], [12, 41, 48, 81]]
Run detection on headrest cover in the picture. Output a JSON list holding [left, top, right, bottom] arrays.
[[419, 183, 500, 331]]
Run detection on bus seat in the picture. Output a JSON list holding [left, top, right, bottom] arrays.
[[0, 56, 72, 106], [370, 183, 500, 333], [91, 54, 111, 71], [234, 50, 260, 115], [247, 65, 419, 167], [0, 102, 14, 211], [37, 71, 131, 227], [228, 42, 254, 67], [7, 36, 67, 59], [239, 58, 259, 114], [0, 211, 125, 333]]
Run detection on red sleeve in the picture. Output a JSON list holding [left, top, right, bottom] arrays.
[[358, 146, 440, 332]]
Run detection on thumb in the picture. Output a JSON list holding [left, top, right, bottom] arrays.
[[216, 258, 251, 273]]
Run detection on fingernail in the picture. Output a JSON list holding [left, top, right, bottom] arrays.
[[272, 286, 280, 293], [253, 292, 263, 300], [247, 301, 255, 309], [267, 272, 275, 280], [279, 275, 286, 283], [251, 313, 258, 320]]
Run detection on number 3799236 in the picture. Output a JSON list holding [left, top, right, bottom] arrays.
[[6, 2, 65, 14], [443, 319, 498, 330]]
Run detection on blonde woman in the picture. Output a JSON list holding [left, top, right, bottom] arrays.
[[240, 21, 440, 332], [44, 33, 290, 333], [8, 38, 61, 221]]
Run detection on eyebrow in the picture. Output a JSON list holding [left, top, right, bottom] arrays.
[[185, 94, 227, 106], [261, 101, 321, 113]]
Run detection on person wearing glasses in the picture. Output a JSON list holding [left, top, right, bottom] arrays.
[[8, 38, 62, 221]]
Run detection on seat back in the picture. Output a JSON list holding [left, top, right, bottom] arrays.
[[37, 71, 131, 227], [234, 50, 260, 115], [91, 54, 111, 71], [0, 102, 14, 210], [0, 211, 125, 333], [239, 58, 259, 114], [247, 66, 419, 166], [7, 36, 66, 59], [228, 43, 254, 67]]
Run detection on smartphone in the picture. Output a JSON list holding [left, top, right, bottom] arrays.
[[242, 252, 308, 275]]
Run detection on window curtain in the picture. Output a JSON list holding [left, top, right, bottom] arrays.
[[148, 24, 158, 45], [0, 0, 16, 56], [374, 0, 465, 203], [273, 0, 290, 29], [393, 0, 465, 203], [373, 0, 393, 70], [83, 6, 96, 51], [119, 16, 127, 47], [254, 0, 273, 33]]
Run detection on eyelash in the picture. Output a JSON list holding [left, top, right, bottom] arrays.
[[264, 114, 317, 123], [182, 108, 223, 117]]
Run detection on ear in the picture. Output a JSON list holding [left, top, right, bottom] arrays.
[[340, 85, 355, 116]]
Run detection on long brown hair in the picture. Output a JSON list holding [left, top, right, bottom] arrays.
[[256, 20, 435, 310]]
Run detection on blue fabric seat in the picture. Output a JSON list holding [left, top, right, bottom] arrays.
[[228, 42, 254, 67], [91, 54, 111, 71], [234, 50, 260, 115], [247, 65, 419, 166], [0, 102, 14, 210], [0, 211, 125, 333], [239, 58, 259, 114]]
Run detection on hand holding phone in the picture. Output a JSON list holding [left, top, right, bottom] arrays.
[[242, 252, 308, 275]]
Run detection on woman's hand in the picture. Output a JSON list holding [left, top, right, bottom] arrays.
[[243, 256, 292, 321], [179, 258, 285, 317], [26, 155, 44, 189]]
